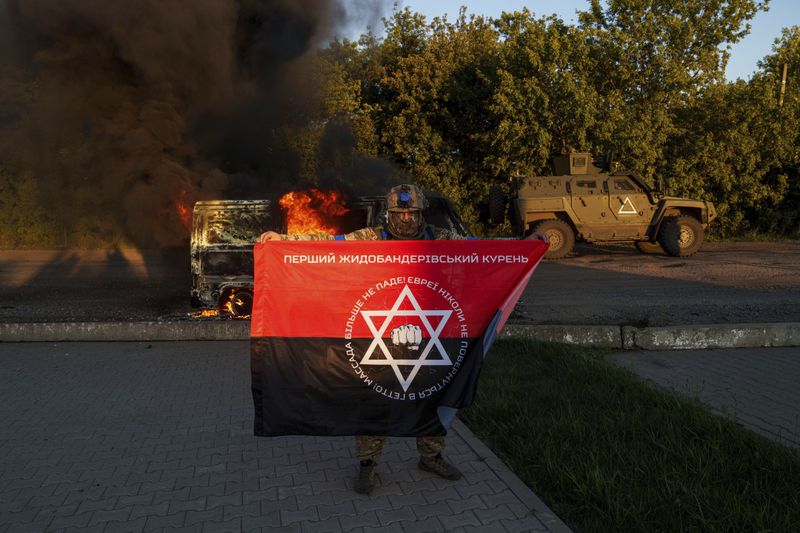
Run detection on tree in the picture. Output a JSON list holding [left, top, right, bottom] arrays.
[[579, 0, 767, 183]]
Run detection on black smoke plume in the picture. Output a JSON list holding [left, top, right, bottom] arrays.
[[0, 0, 390, 247]]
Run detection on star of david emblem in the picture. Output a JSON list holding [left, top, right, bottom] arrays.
[[360, 285, 452, 392]]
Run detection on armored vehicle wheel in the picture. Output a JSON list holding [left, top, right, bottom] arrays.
[[489, 185, 506, 224], [635, 241, 663, 254], [658, 215, 704, 257], [533, 219, 575, 259]]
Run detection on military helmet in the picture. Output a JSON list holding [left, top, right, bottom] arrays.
[[386, 184, 428, 211], [386, 184, 427, 239]]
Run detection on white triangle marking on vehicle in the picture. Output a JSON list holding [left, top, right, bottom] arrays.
[[618, 197, 637, 215]]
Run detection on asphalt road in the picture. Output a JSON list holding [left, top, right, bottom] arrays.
[[1, 242, 799, 326]]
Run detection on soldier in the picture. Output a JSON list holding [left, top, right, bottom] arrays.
[[260, 184, 546, 494]]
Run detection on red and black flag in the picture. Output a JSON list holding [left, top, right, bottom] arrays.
[[251, 240, 547, 437]]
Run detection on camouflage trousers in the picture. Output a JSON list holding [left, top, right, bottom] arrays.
[[355, 435, 445, 463]]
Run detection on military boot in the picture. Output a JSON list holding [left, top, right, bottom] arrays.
[[418, 453, 462, 480], [354, 460, 376, 494]]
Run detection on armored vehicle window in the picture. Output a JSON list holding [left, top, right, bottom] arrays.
[[206, 210, 272, 245], [576, 180, 597, 188], [614, 179, 635, 191], [572, 156, 587, 167]]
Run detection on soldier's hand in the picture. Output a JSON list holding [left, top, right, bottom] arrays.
[[390, 324, 422, 351], [259, 231, 281, 243], [526, 231, 549, 244]]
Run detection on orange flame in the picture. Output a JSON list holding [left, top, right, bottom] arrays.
[[279, 188, 349, 234], [176, 190, 191, 229], [224, 290, 252, 319], [191, 309, 220, 318]]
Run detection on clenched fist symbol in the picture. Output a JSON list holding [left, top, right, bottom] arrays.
[[390, 324, 422, 351]]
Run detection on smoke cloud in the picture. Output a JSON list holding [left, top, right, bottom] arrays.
[[0, 0, 390, 247]]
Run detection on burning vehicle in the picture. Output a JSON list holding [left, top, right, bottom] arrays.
[[190, 190, 470, 317]]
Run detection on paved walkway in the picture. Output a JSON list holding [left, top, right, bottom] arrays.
[[0, 341, 570, 533], [608, 347, 800, 448]]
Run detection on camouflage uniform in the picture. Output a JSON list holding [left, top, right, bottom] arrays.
[[276, 203, 468, 465], [278, 225, 461, 241]]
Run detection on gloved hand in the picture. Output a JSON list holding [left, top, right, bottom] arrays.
[[390, 324, 422, 351], [259, 231, 281, 243]]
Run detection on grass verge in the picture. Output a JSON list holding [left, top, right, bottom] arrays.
[[459, 339, 800, 532]]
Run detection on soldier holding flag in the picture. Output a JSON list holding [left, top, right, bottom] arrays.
[[259, 184, 547, 494]]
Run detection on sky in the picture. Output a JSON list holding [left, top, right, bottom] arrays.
[[350, 0, 799, 81]]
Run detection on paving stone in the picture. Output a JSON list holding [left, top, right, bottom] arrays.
[[438, 510, 483, 530], [401, 516, 444, 532], [202, 518, 242, 532], [376, 507, 416, 526], [241, 510, 281, 530], [277, 485, 314, 499], [463, 525, 517, 533], [448, 494, 490, 514], [143, 512, 186, 531], [168, 497, 206, 514], [361, 523, 406, 533], [295, 491, 334, 510], [222, 502, 261, 521], [207, 492, 242, 510], [90, 508, 133, 525], [138, 480, 176, 495], [338, 510, 381, 530], [409, 501, 451, 521], [500, 517, 550, 532], [152, 487, 191, 504], [118, 493, 154, 508], [103, 517, 147, 533], [456, 480, 495, 499], [353, 495, 394, 514], [129, 502, 170, 521], [190, 484, 227, 499], [48, 512, 94, 530], [302, 520, 343, 533], [474, 504, 518, 524], [103, 485, 141, 499], [5, 520, 56, 533], [317, 501, 356, 520], [184, 506, 224, 527], [281, 506, 319, 526], [64, 523, 107, 533], [481, 490, 523, 509], [422, 485, 461, 504]]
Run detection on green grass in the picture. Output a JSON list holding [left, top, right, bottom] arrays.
[[459, 339, 800, 533]]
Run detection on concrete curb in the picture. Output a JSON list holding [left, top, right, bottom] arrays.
[[621, 322, 800, 350], [453, 419, 573, 532], [0, 320, 250, 342], [1, 321, 799, 350], [501, 324, 621, 348]]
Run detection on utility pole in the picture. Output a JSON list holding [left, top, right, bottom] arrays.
[[779, 63, 788, 107]]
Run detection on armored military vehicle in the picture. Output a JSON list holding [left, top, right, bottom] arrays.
[[190, 193, 470, 315], [490, 153, 716, 259]]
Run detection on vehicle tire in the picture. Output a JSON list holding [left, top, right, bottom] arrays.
[[658, 215, 704, 257], [533, 219, 575, 259], [221, 288, 254, 317], [489, 185, 506, 225], [635, 241, 663, 254]]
